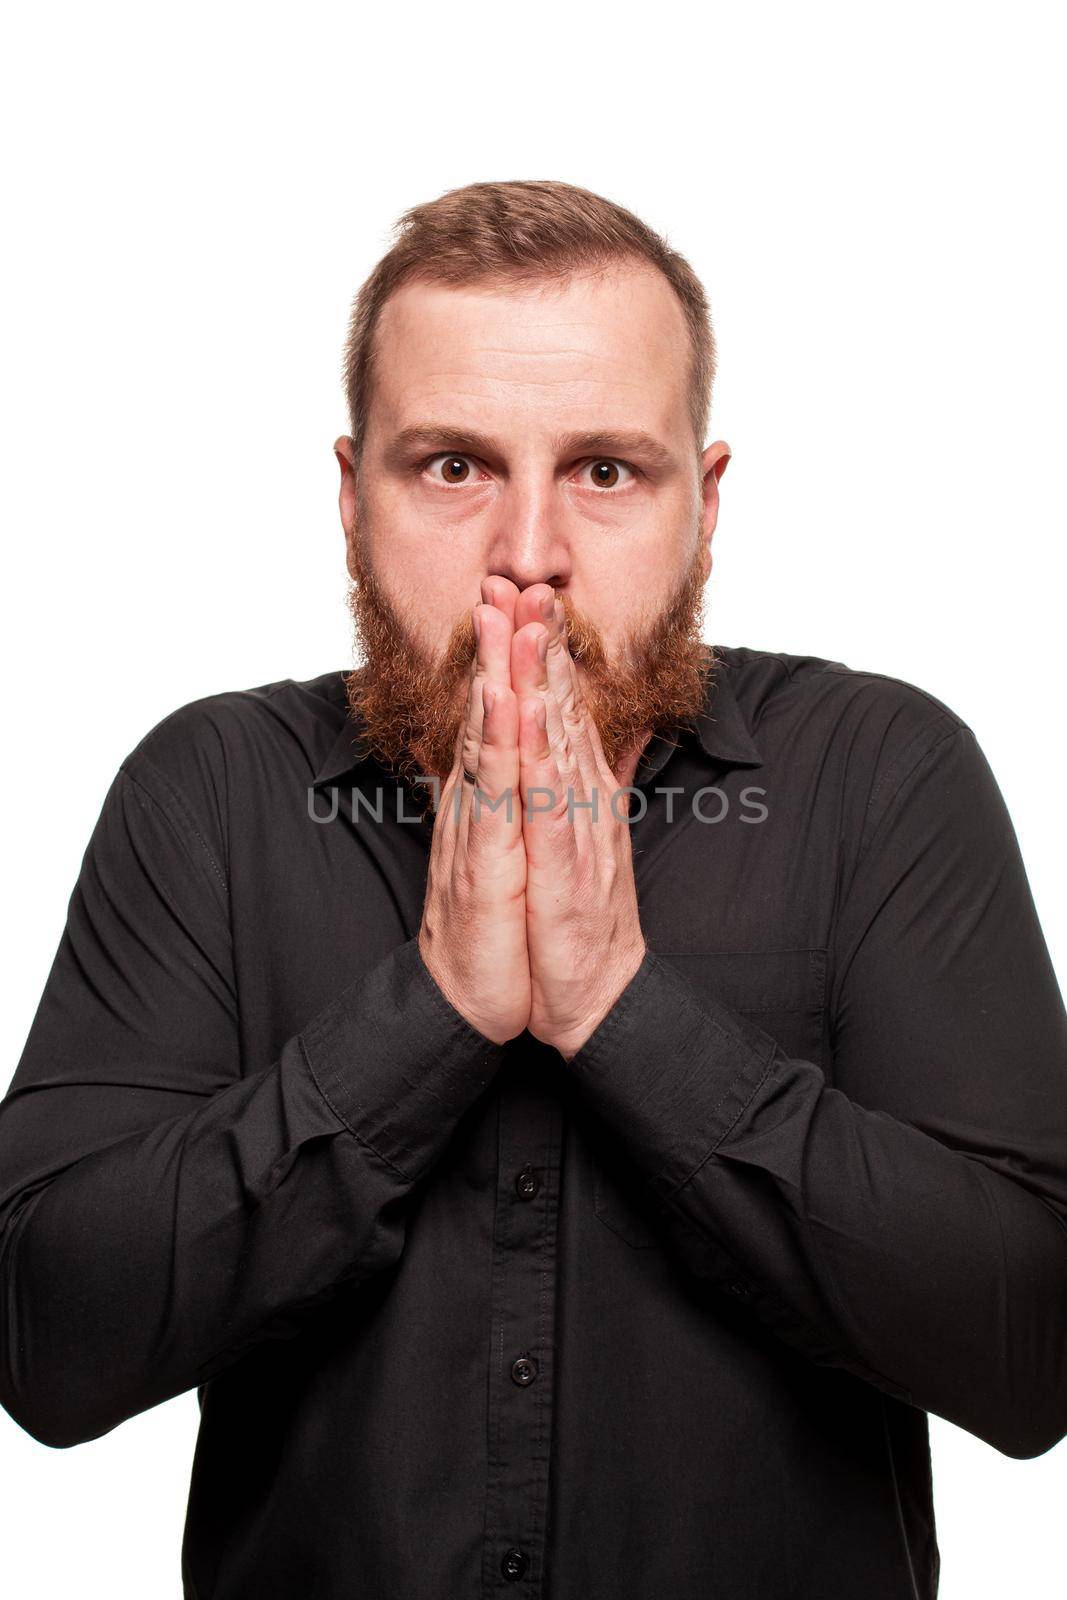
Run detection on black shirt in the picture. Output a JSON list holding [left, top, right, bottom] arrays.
[[2, 645, 1066, 1600]]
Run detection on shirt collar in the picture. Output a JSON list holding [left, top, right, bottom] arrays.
[[632, 649, 763, 788], [310, 693, 378, 790], [310, 649, 763, 792]]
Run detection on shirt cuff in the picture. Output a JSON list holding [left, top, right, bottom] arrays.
[[299, 936, 509, 1181], [565, 947, 778, 1200]]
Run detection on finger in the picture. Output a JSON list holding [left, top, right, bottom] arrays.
[[461, 681, 522, 867], [446, 619, 481, 781], [457, 600, 514, 796], [433, 619, 483, 863], [437, 601, 507, 857], [455, 676, 494, 836], [436, 611, 485, 854], [447, 593, 495, 761], [510, 619, 552, 746], [549, 600, 621, 792], [542, 593, 599, 796], [511, 607, 578, 790], [513, 581, 555, 634], [513, 610, 608, 851], [519, 596, 604, 825], [518, 693, 580, 876], [480, 575, 521, 634]]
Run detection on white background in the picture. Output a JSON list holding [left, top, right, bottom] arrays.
[[1, 1, 1065, 1594]]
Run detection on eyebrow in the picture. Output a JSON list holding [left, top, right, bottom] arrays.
[[387, 423, 678, 473]]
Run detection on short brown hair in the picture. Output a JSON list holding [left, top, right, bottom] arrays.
[[341, 179, 716, 465]]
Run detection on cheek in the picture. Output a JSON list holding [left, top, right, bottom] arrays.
[[600, 572, 680, 655], [581, 581, 643, 649], [428, 584, 482, 670], [358, 530, 471, 647]]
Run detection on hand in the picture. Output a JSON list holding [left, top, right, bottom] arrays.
[[510, 582, 648, 1061], [417, 581, 530, 1045]]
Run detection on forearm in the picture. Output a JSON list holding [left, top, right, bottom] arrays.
[[0, 939, 505, 1449], [568, 948, 1067, 1458]]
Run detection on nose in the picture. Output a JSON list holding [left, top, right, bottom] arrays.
[[484, 493, 573, 595]]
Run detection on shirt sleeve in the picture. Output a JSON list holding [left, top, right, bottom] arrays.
[[565, 721, 1067, 1459], [0, 760, 507, 1450]]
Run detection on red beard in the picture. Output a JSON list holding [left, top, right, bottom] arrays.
[[344, 532, 713, 813]]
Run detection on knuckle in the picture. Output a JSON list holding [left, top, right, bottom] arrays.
[[560, 691, 586, 732], [469, 789, 518, 833], [551, 792, 572, 824], [530, 788, 571, 826], [452, 859, 477, 900]]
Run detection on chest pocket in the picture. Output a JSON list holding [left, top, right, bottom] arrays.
[[593, 947, 828, 1248]]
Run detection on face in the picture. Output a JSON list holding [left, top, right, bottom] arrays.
[[334, 261, 731, 795]]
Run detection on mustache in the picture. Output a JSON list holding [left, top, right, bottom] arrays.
[[343, 536, 711, 814], [439, 587, 610, 680]]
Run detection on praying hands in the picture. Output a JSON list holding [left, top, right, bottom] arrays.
[[417, 576, 648, 1059]]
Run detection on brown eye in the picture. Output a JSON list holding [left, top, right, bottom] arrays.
[[435, 455, 472, 484], [582, 459, 636, 490]]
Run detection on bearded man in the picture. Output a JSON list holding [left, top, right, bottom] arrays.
[[2, 180, 1066, 1600]]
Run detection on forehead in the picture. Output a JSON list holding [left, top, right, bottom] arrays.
[[371, 263, 691, 434]]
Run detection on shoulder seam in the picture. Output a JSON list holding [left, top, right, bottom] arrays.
[[862, 721, 969, 861], [819, 661, 970, 726], [119, 755, 229, 894]]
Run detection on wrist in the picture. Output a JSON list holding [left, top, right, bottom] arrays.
[[556, 938, 647, 1062]]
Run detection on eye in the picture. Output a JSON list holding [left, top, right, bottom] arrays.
[[422, 453, 481, 486], [578, 459, 637, 491]]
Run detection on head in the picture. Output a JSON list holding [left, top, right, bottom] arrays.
[[333, 179, 731, 799]]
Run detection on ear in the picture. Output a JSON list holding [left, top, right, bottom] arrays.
[[334, 435, 360, 580], [699, 440, 732, 579]]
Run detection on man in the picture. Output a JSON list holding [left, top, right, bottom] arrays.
[[1, 179, 1065, 1600]]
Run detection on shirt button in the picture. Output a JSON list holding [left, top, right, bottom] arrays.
[[501, 1547, 529, 1581], [511, 1355, 538, 1386], [514, 1166, 540, 1200]]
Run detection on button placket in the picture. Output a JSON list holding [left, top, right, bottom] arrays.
[[481, 1061, 561, 1596]]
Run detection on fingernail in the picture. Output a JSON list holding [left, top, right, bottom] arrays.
[[540, 594, 555, 623], [537, 632, 548, 662]]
